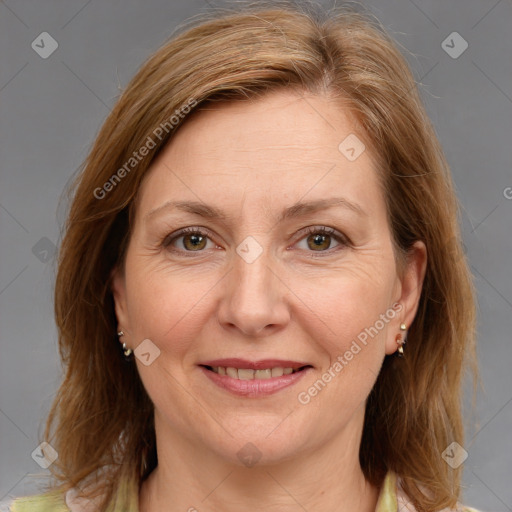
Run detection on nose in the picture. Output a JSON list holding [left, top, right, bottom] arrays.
[[216, 247, 290, 338]]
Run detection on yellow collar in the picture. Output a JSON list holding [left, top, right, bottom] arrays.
[[376, 471, 398, 511]]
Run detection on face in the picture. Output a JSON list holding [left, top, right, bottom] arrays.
[[111, 90, 426, 467]]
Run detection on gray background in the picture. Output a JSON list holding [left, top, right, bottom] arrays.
[[1, 0, 511, 510]]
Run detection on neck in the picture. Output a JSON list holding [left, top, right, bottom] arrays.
[[139, 410, 380, 512]]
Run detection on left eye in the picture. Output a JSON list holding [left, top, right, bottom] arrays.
[[295, 226, 345, 252]]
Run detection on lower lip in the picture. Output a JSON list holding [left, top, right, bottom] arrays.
[[199, 366, 311, 397]]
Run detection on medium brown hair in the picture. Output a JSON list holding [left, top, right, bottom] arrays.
[[42, 2, 476, 511]]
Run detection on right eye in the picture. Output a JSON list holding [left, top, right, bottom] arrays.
[[162, 227, 217, 254]]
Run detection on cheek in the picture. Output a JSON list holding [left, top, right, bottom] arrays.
[[124, 260, 220, 354], [293, 258, 399, 419], [296, 274, 394, 422], [297, 259, 396, 358]]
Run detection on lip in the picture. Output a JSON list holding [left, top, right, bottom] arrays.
[[198, 359, 313, 397], [199, 358, 310, 370]]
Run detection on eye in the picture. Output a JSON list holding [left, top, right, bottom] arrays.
[[294, 226, 348, 254], [162, 227, 216, 253], [161, 225, 349, 256]]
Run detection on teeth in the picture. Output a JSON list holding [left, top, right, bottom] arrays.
[[255, 369, 272, 379], [238, 368, 255, 380], [226, 367, 238, 379], [211, 366, 301, 379]]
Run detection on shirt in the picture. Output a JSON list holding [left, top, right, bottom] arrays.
[[1, 471, 481, 512]]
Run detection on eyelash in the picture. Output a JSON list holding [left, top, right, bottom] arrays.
[[161, 226, 349, 257]]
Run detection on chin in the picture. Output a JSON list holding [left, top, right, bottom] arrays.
[[204, 418, 311, 467]]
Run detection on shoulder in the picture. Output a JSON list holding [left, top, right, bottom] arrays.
[[395, 477, 484, 512], [377, 471, 484, 512], [3, 481, 136, 512], [0, 491, 69, 512], [2, 467, 139, 512], [398, 493, 483, 511]]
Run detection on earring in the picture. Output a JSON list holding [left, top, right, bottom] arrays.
[[117, 331, 133, 360], [396, 323, 407, 356]]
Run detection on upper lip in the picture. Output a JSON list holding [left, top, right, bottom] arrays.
[[199, 358, 312, 370]]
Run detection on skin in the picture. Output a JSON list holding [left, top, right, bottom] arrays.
[[111, 89, 427, 512]]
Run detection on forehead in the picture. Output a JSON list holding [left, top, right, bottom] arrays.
[[135, 90, 383, 223]]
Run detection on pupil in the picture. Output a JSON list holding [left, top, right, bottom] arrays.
[[309, 233, 330, 250], [185, 234, 205, 250]]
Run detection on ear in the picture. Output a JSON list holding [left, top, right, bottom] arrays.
[[110, 264, 131, 338], [385, 240, 427, 355]]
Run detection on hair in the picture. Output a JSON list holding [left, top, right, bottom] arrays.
[[40, 2, 477, 511]]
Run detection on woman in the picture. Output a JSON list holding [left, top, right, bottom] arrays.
[[5, 2, 480, 511]]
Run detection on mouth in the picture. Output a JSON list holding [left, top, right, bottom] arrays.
[[200, 364, 311, 380], [198, 359, 313, 396]]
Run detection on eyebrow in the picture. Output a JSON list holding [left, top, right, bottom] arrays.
[[143, 197, 367, 223]]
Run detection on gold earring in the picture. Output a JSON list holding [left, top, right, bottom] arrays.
[[117, 330, 133, 359], [396, 323, 407, 356]]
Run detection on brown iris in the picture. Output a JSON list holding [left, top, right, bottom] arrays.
[[182, 233, 207, 251], [307, 233, 331, 251]]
